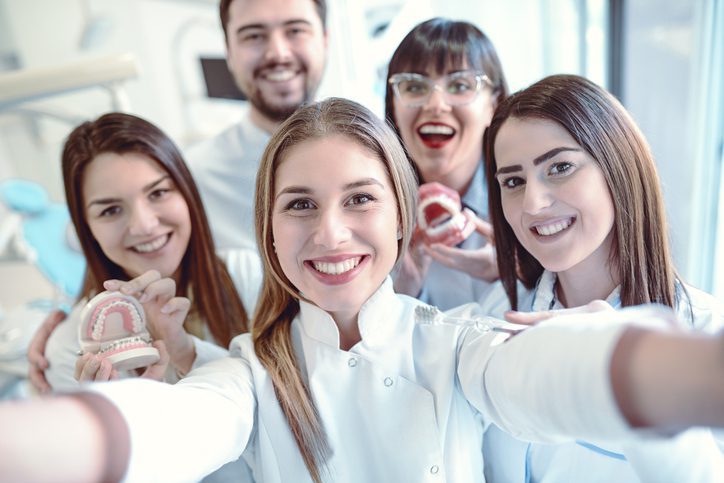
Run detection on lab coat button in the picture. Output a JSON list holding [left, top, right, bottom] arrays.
[[383, 377, 393, 387], [348, 357, 357, 367], [430, 465, 439, 475]]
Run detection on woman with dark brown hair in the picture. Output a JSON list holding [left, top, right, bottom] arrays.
[[482, 74, 724, 482], [385, 18, 508, 309], [38, 112, 251, 388]]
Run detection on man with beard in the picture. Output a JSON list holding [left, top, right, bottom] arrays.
[[187, 0, 328, 252]]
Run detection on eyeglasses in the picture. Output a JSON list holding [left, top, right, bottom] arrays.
[[388, 70, 492, 108]]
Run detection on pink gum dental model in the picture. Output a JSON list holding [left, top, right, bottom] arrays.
[[417, 182, 475, 247], [78, 291, 160, 371]]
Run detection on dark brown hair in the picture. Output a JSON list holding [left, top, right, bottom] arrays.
[[253, 97, 417, 482], [62, 112, 248, 346], [220, 0, 327, 43], [485, 74, 684, 312], [385, 17, 509, 139]]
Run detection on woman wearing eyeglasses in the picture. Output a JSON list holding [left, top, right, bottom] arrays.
[[385, 17, 508, 309]]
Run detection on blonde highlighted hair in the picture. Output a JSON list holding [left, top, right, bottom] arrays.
[[252, 97, 418, 481]]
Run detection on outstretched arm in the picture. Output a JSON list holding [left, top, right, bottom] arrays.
[[612, 326, 724, 430], [461, 304, 724, 442], [0, 393, 128, 483]]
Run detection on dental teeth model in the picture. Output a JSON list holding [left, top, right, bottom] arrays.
[[417, 182, 475, 246], [78, 291, 160, 371]]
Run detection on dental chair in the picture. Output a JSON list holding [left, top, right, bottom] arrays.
[[0, 178, 85, 399]]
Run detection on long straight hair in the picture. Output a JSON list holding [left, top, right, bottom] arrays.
[[62, 112, 247, 346], [484, 75, 682, 311], [253, 97, 418, 481]]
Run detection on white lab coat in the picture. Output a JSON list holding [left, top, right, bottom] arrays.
[[186, 106, 270, 253], [482, 271, 724, 483], [90, 278, 668, 483]]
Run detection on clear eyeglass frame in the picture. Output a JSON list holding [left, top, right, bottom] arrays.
[[388, 70, 492, 108]]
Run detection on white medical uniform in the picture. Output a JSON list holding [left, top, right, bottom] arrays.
[[482, 271, 724, 483], [186, 105, 271, 254], [90, 278, 670, 483]]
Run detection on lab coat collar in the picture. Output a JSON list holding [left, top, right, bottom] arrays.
[[532, 270, 621, 312], [296, 277, 404, 350]]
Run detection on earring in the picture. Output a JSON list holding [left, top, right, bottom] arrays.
[[396, 228, 402, 240]]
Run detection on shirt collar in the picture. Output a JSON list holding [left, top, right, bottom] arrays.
[[461, 160, 488, 218], [531, 270, 622, 311], [296, 277, 405, 350]]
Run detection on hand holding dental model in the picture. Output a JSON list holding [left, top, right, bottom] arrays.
[[78, 291, 159, 372], [416, 182, 475, 247]]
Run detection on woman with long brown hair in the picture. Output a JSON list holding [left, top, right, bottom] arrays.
[[482, 74, 723, 482], [41, 112, 250, 387]]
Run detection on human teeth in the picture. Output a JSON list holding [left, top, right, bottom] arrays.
[[313, 257, 361, 275], [534, 219, 573, 236], [419, 125, 454, 135], [134, 235, 168, 253], [265, 70, 295, 81]]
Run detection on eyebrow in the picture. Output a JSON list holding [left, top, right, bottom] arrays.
[[495, 147, 581, 177], [86, 175, 170, 208], [236, 19, 312, 36], [275, 177, 386, 201]]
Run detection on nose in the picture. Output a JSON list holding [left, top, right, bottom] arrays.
[[522, 179, 553, 215], [422, 84, 452, 113], [128, 202, 159, 237], [313, 207, 351, 248], [264, 30, 292, 63]]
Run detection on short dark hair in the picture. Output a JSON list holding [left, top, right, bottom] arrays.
[[219, 0, 327, 42], [385, 17, 508, 135]]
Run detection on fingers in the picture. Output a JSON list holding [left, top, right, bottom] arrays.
[[140, 340, 170, 381], [27, 310, 67, 393], [463, 208, 495, 242], [503, 310, 554, 325], [27, 310, 67, 369], [28, 365, 52, 394], [74, 354, 115, 382], [159, 296, 191, 317], [103, 270, 164, 299], [504, 300, 615, 325]]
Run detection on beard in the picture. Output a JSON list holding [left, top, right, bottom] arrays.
[[243, 61, 315, 123], [247, 88, 309, 123]]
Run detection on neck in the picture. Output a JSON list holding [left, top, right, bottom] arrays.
[[553, 231, 620, 308], [332, 312, 361, 351], [421, 154, 479, 197], [249, 106, 281, 135]]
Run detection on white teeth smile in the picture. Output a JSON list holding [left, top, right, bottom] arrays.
[[133, 235, 169, 253], [419, 124, 454, 135], [265, 70, 295, 82], [312, 257, 362, 275], [533, 218, 573, 236]]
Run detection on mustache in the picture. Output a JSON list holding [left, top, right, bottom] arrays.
[[253, 60, 305, 78]]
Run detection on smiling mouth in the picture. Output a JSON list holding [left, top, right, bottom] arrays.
[[531, 217, 575, 236], [417, 123, 455, 146], [132, 234, 170, 253], [262, 68, 298, 83], [310, 256, 363, 275]]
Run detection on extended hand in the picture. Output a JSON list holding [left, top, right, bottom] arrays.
[[27, 310, 67, 393]]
